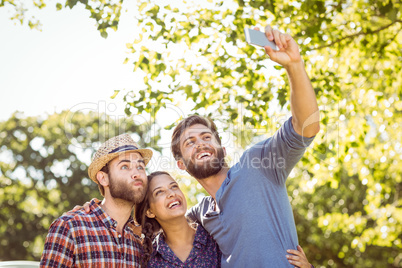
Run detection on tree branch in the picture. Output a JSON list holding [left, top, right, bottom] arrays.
[[310, 20, 402, 50]]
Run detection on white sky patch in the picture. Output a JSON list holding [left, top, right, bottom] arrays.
[[68, 145, 93, 166], [50, 159, 71, 177], [1, 0, 287, 177], [0, 2, 139, 121], [30, 137, 45, 151], [0, 149, 14, 165]]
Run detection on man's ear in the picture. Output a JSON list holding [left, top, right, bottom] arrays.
[[146, 209, 156, 219], [96, 171, 109, 187], [223, 146, 227, 157], [177, 159, 187, 171]]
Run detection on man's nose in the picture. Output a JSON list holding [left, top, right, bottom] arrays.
[[195, 138, 206, 148], [131, 167, 141, 178]]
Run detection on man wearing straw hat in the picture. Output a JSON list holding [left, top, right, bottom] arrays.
[[40, 134, 152, 267]]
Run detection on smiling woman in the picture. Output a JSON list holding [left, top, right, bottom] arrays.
[[135, 171, 313, 268], [134, 171, 221, 267]]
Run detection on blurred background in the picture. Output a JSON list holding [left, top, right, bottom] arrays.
[[0, 0, 401, 267]]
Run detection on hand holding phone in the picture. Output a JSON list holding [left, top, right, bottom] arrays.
[[244, 28, 278, 50]]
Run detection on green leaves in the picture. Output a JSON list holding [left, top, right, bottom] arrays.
[[0, 111, 160, 260], [2, 0, 402, 266], [116, 1, 402, 266], [66, 0, 78, 9]]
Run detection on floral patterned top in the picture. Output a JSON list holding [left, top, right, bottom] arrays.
[[148, 224, 221, 267]]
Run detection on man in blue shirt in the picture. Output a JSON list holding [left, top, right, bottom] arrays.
[[170, 25, 320, 267]]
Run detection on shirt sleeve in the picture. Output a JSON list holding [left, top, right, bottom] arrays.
[[40, 218, 75, 267], [185, 204, 200, 223], [241, 117, 315, 185]]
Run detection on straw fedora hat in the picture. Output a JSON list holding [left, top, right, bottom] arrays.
[[88, 134, 153, 183]]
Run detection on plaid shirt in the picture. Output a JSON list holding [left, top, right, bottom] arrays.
[[40, 199, 143, 267]]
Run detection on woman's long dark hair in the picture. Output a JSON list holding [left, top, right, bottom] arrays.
[[135, 171, 171, 265]]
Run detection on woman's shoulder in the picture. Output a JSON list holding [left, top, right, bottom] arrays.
[[193, 224, 217, 246], [194, 223, 207, 235], [193, 224, 221, 267]]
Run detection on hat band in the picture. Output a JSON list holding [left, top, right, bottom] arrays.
[[109, 145, 139, 154]]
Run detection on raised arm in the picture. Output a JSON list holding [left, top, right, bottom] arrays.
[[263, 26, 320, 138]]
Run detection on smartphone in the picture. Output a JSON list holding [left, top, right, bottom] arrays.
[[244, 28, 277, 50]]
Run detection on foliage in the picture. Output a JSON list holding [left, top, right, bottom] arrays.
[[0, 0, 46, 29], [121, 1, 402, 267], [0, 0, 123, 35], [1, 0, 402, 267], [0, 111, 158, 260]]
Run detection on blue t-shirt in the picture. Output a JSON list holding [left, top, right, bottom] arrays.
[[187, 118, 314, 267], [148, 224, 221, 267]]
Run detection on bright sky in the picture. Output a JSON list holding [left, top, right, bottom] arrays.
[[0, 1, 208, 199], [0, 1, 294, 195], [0, 2, 220, 174], [0, 2, 279, 171], [0, 2, 141, 121]]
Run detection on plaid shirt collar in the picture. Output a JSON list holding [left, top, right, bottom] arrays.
[[89, 198, 136, 231]]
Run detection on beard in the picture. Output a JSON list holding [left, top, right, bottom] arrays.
[[185, 146, 226, 180], [109, 173, 146, 204]]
